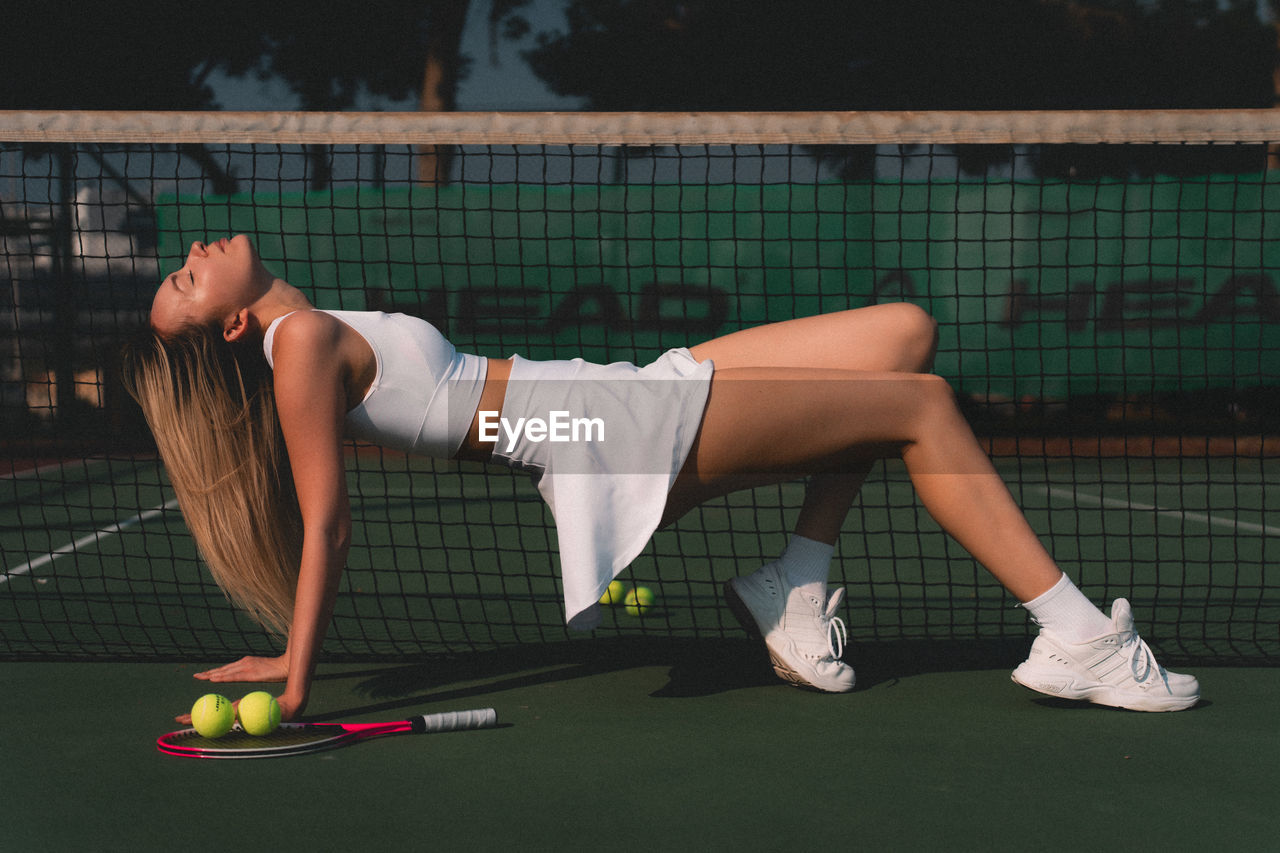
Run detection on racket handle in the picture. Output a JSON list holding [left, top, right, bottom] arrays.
[[410, 708, 498, 734]]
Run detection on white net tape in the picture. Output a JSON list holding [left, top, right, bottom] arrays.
[[4, 108, 1280, 145]]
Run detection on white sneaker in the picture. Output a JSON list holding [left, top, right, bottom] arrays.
[[725, 562, 855, 693], [1011, 598, 1200, 712]]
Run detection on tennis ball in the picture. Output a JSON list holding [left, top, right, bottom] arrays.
[[624, 585, 655, 616], [190, 693, 235, 739], [599, 580, 626, 605], [238, 691, 282, 736]]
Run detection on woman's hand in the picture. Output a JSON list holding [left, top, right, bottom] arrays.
[[172, 654, 291, 724], [194, 653, 290, 684]]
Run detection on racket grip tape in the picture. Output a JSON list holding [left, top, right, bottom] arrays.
[[410, 708, 498, 734]]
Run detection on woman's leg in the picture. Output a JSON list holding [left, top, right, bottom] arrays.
[[689, 303, 938, 545], [671, 365, 1199, 710], [688, 302, 939, 373], [672, 307, 940, 692], [665, 362, 1065, 693], [669, 366, 1061, 601]]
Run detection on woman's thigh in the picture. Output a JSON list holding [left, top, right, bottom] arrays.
[[689, 302, 936, 373], [661, 366, 946, 522]]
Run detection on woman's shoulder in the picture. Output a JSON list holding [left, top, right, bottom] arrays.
[[274, 308, 345, 336], [268, 310, 344, 364], [268, 311, 378, 408]]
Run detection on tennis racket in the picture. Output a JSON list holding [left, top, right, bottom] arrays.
[[157, 707, 497, 759]]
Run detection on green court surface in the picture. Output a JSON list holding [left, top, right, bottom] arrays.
[[4, 454, 1278, 850], [4, 649, 1279, 851]]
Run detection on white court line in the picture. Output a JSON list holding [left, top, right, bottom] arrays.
[[1039, 486, 1280, 537], [2, 497, 181, 584]]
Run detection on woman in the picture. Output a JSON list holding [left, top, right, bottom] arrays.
[[122, 235, 1199, 721]]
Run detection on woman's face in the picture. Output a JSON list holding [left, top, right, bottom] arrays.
[[150, 235, 266, 336]]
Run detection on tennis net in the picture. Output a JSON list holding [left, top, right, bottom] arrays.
[[1, 110, 1277, 663]]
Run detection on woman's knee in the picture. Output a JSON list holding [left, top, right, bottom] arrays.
[[905, 372, 961, 429], [882, 302, 938, 372]]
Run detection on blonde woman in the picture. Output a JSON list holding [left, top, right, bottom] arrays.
[[121, 235, 1199, 721]]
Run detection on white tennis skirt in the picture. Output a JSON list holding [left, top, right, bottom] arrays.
[[487, 348, 714, 629]]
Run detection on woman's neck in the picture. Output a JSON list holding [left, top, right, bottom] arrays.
[[250, 278, 314, 333]]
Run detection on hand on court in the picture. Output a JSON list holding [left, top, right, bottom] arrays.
[[193, 653, 290, 684], [173, 654, 295, 724]]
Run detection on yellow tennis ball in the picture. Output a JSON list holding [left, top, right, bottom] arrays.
[[238, 691, 282, 736], [624, 585, 655, 616], [190, 693, 235, 739], [600, 580, 626, 605]]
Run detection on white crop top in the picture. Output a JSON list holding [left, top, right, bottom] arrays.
[[262, 310, 488, 458]]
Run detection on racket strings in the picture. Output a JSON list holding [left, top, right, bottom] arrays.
[[162, 724, 341, 750]]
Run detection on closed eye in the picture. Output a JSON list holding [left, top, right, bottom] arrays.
[[166, 270, 194, 292]]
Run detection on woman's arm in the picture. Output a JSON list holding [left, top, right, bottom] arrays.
[[266, 311, 354, 720], [180, 313, 354, 723]]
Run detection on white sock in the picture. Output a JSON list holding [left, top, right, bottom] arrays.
[[777, 534, 835, 600], [1022, 574, 1112, 643]]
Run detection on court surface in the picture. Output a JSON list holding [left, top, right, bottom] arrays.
[[4, 649, 1279, 851], [4, 453, 1278, 850]]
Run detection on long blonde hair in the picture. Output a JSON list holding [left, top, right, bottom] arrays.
[[120, 325, 303, 636]]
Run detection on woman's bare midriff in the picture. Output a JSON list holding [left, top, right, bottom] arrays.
[[454, 356, 512, 463]]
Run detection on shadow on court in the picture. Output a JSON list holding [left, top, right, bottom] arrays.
[[304, 636, 1034, 720]]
